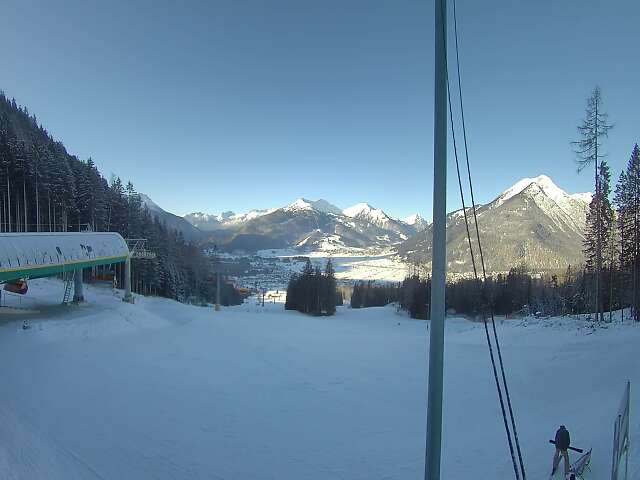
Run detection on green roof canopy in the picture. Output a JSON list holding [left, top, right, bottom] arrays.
[[0, 232, 130, 283]]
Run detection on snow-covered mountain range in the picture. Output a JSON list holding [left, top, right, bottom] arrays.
[[190, 199, 424, 252], [177, 198, 425, 252], [183, 209, 276, 231], [143, 174, 592, 272], [184, 198, 420, 239]]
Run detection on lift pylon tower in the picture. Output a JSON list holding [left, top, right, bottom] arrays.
[[124, 239, 157, 303], [126, 239, 156, 260], [212, 245, 221, 311]]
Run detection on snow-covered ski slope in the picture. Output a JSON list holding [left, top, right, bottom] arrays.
[[1, 279, 638, 479]]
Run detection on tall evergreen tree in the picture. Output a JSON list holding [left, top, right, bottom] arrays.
[[313, 266, 323, 315], [572, 86, 613, 321], [614, 144, 640, 320], [584, 161, 614, 272], [350, 282, 362, 308], [323, 259, 337, 315]]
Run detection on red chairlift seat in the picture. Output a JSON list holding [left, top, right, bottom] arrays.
[[4, 279, 28, 295]]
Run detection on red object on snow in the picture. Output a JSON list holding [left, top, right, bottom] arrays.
[[4, 279, 28, 295]]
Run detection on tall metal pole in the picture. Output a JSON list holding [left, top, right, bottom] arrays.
[[214, 244, 221, 311], [123, 256, 133, 303], [425, 0, 447, 478], [216, 271, 221, 311], [73, 268, 85, 303]]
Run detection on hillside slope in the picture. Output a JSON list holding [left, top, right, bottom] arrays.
[[140, 194, 204, 242], [398, 175, 591, 273]]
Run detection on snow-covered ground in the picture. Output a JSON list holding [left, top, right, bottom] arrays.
[[1, 279, 638, 479], [256, 247, 409, 283]]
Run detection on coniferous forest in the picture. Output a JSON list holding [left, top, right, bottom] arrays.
[[399, 264, 636, 321], [284, 259, 341, 315], [349, 256, 637, 321], [0, 92, 239, 305], [350, 281, 400, 309]]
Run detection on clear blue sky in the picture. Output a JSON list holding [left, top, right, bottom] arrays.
[[1, 0, 639, 219]]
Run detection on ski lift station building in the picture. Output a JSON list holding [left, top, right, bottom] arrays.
[[0, 232, 132, 302]]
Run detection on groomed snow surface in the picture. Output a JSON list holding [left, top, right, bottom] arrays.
[[1, 279, 638, 479]]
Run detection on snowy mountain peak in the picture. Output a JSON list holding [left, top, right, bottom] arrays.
[[341, 203, 414, 237], [188, 211, 234, 222], [402, 213, 429, 232], [343, 203, 388, 221], [188, 211, 207, 218], [489, 175, 592, 239], [402, 213, 422, 225], [184, 208, 276, 231], [285, 198, 342, 215], [497, 175, 591, 208], [285, 199, 312, 211], [498, 175, 561, 204]]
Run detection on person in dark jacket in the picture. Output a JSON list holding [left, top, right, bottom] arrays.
[[552, 425, 571, 476]]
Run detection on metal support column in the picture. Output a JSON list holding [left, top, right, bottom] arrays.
[[425, 0, 447, 479], [72, 268, 84, 303], [123, 256, 133, 303], [215, 271, 221, 311]]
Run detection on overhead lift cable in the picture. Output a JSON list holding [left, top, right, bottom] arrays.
[[442, 34, 522, 480], [450, 0, 527, 476], [440, 0, 527, 478]]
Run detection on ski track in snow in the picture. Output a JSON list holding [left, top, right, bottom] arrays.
[[0, 278, 638, 479]]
